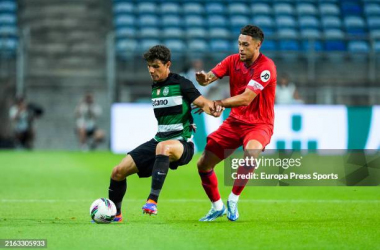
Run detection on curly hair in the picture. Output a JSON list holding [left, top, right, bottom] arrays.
[[143, 45, 171, 64], [240, 25, 264, 42]]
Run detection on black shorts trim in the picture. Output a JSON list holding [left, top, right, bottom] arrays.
[[128, 138, 194, 178]]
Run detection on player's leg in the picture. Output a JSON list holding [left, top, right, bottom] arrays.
[[143, 140, 184, 215], [92, 129, 105, 148], [227, 139, 262, 221], [77, 127, 87, 150], [109, 154, 138, 221], [197, 147, 229, 221]]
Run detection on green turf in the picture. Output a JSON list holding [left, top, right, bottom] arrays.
[[0, 151, 379, 250]]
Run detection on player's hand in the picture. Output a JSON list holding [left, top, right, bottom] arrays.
[[195, 71, 210, 85], [213, 100, 224, 113]]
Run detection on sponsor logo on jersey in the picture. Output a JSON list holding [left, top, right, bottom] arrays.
[[163, 87, 169, 96], [152, 99, 169, 107], [260, 70, 271, 82]]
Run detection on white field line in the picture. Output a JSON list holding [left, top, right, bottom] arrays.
[[1, 199, 380, 203]]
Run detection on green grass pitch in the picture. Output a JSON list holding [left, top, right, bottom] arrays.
[[0, 151, 379, 250]]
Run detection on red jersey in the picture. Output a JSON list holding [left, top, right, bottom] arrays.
[[211, 53, 276, 126]]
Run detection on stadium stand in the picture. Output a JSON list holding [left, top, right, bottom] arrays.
[[113, 0, 380, 57]]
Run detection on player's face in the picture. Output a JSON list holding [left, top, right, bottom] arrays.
[[147, 59, 171, 82], [238, 34, 261, 62]]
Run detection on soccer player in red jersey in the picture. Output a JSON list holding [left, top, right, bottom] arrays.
[[195, 25, 277, 221]]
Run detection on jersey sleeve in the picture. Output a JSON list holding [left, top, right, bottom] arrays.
[[180, 79, 202, 103], [246, 62, 276, 95], [211, 55, 233, 79]]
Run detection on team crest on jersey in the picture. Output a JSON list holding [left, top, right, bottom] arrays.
[[163, 87, 169, 96], [260, 70, 270, 82]]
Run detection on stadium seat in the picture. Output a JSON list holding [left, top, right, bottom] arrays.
[[164, 39, 186, 53], [364, 4, 380, 16], [345, 16, 366, 36], [374, 41, 380, 52], [228, 3, 249, 15], [188, 39, 208, 53], [368, 17, 380, 29], [0, 37, 17, 51], [138, 15, 159, 27], [184, 15, 204, 28], [186, 27, 206, 39], [160, 3, 180, 15], [209, 28, 230, 39], [296, 3, 318, 16], [370, 29, 380, 39], [321, 16, 342, 29], [183, 3, 203, 15], [344, 16, 365, 29], [252, 16, 274, 28], [140, 39, 160, 52], [0, 1, 16, 12], [162, 15, 181, 28], [261, 40, 277, 51], [252, 3, 272, 16], [207, 15, 227, 28], [277, 28, 298, 39], [139, 27, 160, 39], [0, 25, 17, 36], [324, 29, 345, 39], [210, 39, 230, 52], [320, 4, 340, 16], [0, 13, 16, 24], [137, 3, 157, 15], [230, 16, 250, 35], [274, 3, 295, 15], [348, 40, 370, 53], [279, 40, 300, 51], [301, 29, 322, 39], [324, 40, 346, 51], [276, 16, 297, 29], [205, 3, 225, 15], [114, 15, 134, 27], [116, 39, 137, 53], [113, 2, 133, 15], [299, 16, 320, 29], [162, 27, 184, 39], [302, 40, 323, 52], [115, 27, 135, 38], [341, 2, 362, 16]]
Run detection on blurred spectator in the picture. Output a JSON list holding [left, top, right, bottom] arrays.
[[182, 59, 217, 97], [276, 73, 304, 104], [9, 96, 43, 149], [75, 93, 105, 151]]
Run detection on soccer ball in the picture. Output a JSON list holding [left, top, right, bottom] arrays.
[[90, 198, 117, 224]]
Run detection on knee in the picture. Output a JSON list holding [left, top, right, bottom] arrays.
[[156, 141, 173, 157], [197, 156, 212, 172], [111, 165, 125, 181]]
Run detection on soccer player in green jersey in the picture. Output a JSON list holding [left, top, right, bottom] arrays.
[[108, 45, 221, 221]]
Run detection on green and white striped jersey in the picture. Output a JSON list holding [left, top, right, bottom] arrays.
[[151, 73, 201, 142]]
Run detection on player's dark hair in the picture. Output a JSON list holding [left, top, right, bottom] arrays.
[[240, 25, 264, 42], [143, 45, 171, 64]]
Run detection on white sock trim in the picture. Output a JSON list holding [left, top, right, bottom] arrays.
[[212, 199, 224, 211], [228, 192, 240, 202]]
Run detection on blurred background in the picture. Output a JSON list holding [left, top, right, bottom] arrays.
[[0, 0, 379, 151]]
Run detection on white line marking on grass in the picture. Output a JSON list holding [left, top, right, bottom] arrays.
[[2, 199, 380, 203]]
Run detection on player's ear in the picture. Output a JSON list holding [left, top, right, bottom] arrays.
[[166, 61, 171, 68]]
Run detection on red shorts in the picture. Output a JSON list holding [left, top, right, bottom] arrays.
[[205, 116, 273, 160]]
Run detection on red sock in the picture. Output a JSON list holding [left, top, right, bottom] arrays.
[[199, 170, 220, 202], [232, 166, 255, 195]]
